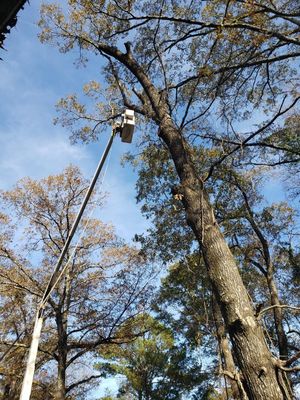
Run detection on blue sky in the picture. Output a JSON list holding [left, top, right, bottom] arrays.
[[0, 1, 149, 243]]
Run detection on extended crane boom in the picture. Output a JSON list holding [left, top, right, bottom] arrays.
[[19, 110, 135, 400]]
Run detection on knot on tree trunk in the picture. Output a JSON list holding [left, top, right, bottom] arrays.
[[258, 366, 268, 377], [228, 318, 246, 336], [171, 185, 184, 197]]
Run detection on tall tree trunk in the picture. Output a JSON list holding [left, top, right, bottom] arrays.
[[97, 46, 291, 400], [158, 114, 290, 400]]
